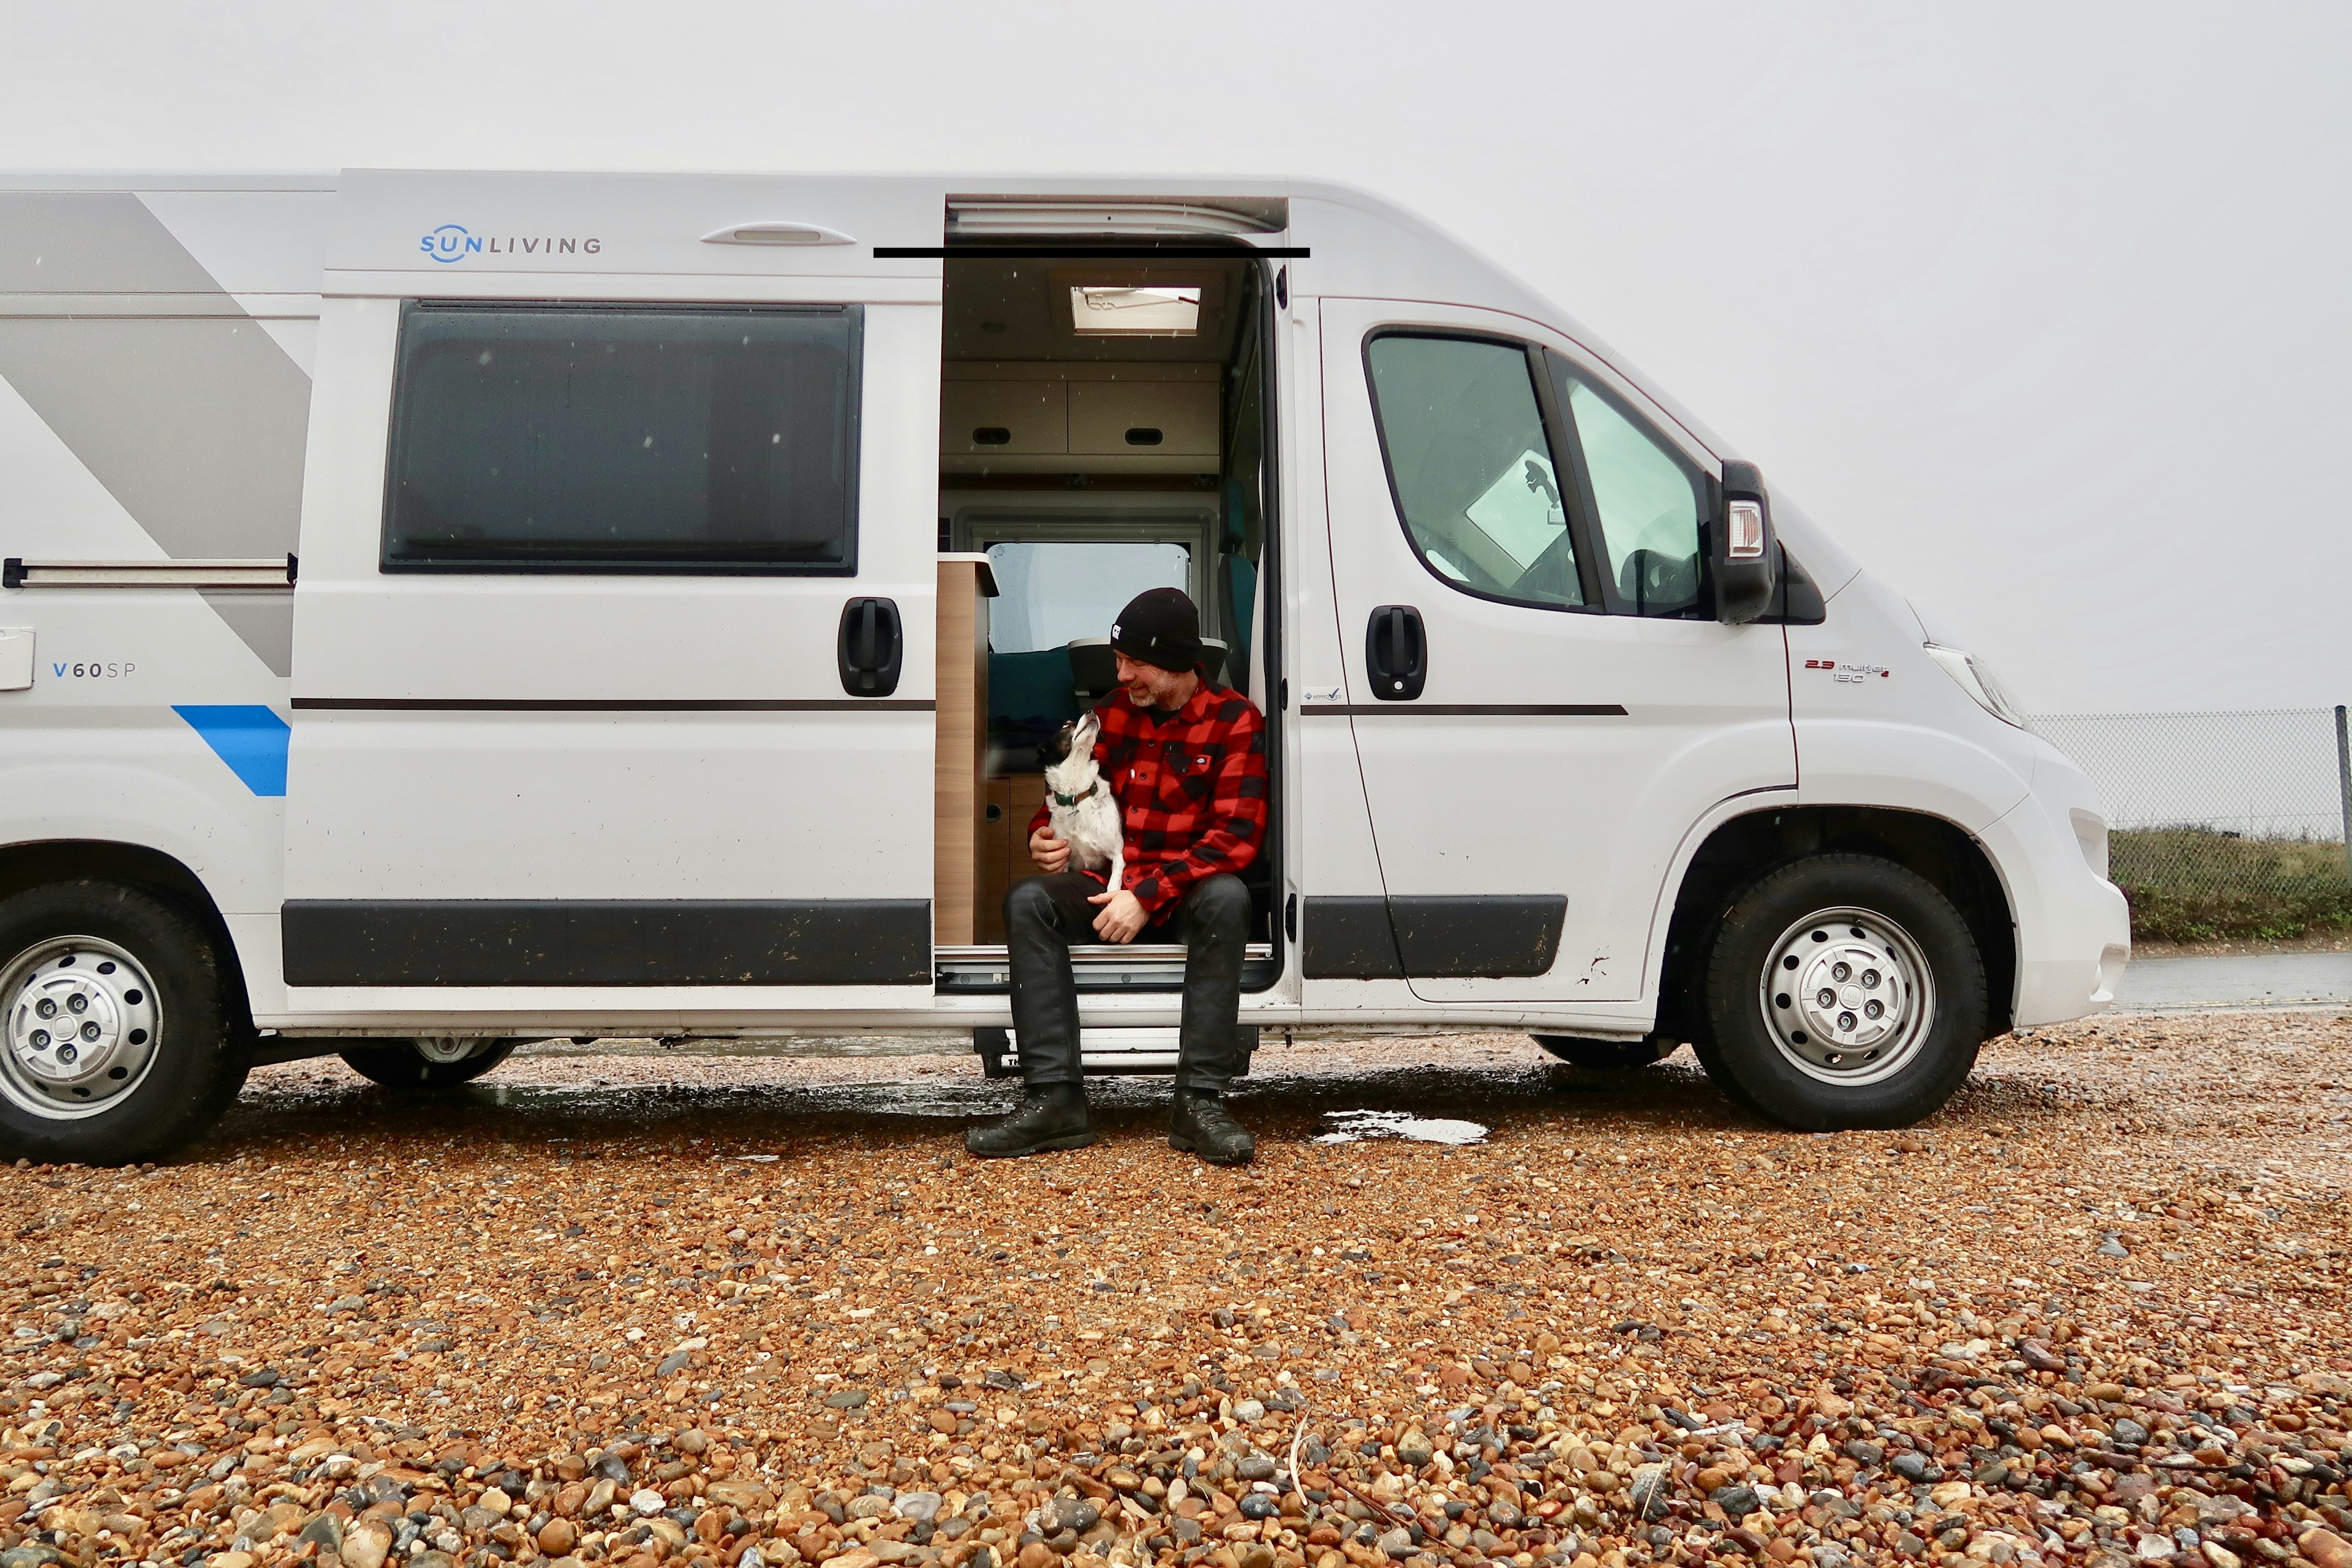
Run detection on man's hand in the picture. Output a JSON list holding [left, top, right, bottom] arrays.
[[1087, 888, 1148, 944], [1029, 825, 1070, 874]]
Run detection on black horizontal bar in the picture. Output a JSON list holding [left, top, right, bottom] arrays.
[[877, 246, 1308, 260], [283, 899, 933, 987], [289, 698, 934, 712], [1298, 703, 1629, 717]]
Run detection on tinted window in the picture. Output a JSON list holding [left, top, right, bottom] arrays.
[[1365, 334, 1584, 609], [1553, 363, 1708, 616], [383, 303, 861, 573]]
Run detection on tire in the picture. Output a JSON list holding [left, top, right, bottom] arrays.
[[1533, 1035, 1675, 1070], [1695, 853, 1987, 1130], [0, 880, 251, 1164], [338, 1038, 519, 1088]]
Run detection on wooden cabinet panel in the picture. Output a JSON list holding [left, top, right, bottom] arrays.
[[976, 773, 1047, 944], [941, 381, 1066, 455], [1068, 381, 1219, 456], [935, 557, 992, 944]]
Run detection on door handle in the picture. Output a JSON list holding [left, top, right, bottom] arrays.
[[1365, 603, 1426, 701], [837, 597, 904, 696]]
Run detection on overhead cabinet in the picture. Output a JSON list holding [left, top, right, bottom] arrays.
[[939, 366, 1221, 473], [1068, 382, 1218, 457], [941, 381, 1066, 456]]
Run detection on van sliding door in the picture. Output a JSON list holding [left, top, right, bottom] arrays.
[[278, 173, 945, 1025]]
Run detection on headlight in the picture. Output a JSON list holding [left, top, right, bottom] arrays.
[[1923, 643, 2027, 728]]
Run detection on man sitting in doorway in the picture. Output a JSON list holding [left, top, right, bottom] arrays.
[[967, 587, 1267, 1166]]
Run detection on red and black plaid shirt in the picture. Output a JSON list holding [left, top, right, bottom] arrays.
[[1029, 681, 1268, 919]]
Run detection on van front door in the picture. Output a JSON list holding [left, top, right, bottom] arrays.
[[1316, 299, 1793, 1005], [279, 173, 944, 1022]]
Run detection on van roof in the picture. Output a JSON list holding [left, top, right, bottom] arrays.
[[0, 168, 1735, 461]]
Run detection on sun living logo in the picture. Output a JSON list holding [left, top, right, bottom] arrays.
[[418, 223, 603, 264]]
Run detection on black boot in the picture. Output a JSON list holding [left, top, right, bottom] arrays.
[[1169, 1088, 1255, 1166], [967, 1084, 1096, 1158]]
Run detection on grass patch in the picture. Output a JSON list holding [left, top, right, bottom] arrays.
[[2111, 828, 2352, 942]]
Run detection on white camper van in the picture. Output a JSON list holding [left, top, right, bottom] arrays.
[[0, 171, 2130, 1163]]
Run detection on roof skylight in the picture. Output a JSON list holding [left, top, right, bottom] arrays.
[[1068, 285, 1202, 337]]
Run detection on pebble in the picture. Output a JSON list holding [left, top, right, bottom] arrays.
[[0, 1017, 2337, 1568], [1042, 1498, 1098, 1535], [342, 1522, 391, 1568]]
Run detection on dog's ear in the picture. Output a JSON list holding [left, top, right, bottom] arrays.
[[1044, 720, 1077, 765]]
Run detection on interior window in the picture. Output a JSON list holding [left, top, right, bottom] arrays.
[[1553, 363, 1708, 616], [383, 302, 860, 573], [1365, 334, 1583, 609], [984, 540, 1192, 654]]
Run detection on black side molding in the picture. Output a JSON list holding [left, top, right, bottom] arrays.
[[1389, 895, 1566, 978], [282, 899, 932, 987], [1302, 897, 1403, 979], [1302, 895, 1567, 980]]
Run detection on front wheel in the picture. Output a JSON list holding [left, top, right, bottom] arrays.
[[1695, 853, 1987, 1129], [338, 1038, 519, 1088], [0, 881, 250, 1163]]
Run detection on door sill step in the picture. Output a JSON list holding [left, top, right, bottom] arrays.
[[935, 943, 1274, 993]]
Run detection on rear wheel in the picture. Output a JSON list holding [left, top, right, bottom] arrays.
[[0, 880, 249, 1163], [1696, 853, 1986, 1129], [337, 1038, 519, 1088], [1532, 1035, 1675, 1070]]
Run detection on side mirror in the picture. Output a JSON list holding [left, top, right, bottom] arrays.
[[1714, 459, 1779, 625]]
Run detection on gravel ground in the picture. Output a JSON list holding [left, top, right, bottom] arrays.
[[2, 1014, 2350, 1568]]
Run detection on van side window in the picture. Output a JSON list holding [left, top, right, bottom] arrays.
[[382, 302, 861, 574], [1549, 358, 1708, 617], [1363, 334, 1585, 610]]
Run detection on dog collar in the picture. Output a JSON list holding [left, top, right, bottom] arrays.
[[1052, 780, 1103, 808]]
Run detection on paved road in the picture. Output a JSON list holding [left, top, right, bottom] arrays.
[[2114, 949, 2352, 1009]]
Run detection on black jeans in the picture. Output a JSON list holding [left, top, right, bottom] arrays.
[[1003, 872, 1251, 1094]]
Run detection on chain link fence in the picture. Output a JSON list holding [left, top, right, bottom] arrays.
[[2032, 707, 2352, 942]]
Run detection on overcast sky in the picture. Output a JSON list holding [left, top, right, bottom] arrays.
[[5, 0, 2346, 714]]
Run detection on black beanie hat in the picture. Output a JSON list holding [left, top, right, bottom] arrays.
[[1110, 586, 1204, 673]]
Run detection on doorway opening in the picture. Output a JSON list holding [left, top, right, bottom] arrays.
[[932, 244, 1283, 993]]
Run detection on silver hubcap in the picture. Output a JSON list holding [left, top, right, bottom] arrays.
[[1, 937, 163, 1120], [412, 1036, 491, 1065], [1757, 906, 1934, 1085]]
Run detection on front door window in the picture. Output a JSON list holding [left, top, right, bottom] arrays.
[[1363, 334, 1585, 610]]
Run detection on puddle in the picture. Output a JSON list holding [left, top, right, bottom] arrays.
[[1313, 1109, 1488, 1145]]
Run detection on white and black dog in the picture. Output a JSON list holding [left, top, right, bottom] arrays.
[[1043, 709, 1125, 897]]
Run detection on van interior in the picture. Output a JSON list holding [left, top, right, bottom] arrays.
[[931, 247, 1280, 994]]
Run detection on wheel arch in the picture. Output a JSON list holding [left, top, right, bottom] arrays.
[[1655, 805, 2016, 1043], [0, 840, 255, 1036]]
